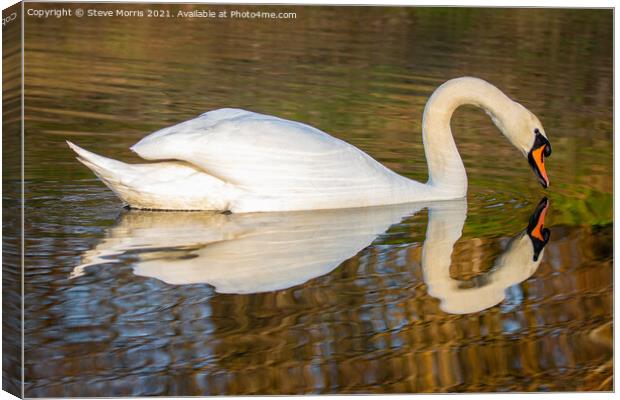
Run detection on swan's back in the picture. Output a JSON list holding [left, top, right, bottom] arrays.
[[131, 109, 423, 211]]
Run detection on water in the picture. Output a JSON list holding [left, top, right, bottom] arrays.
[[4, 5, 612, 395]]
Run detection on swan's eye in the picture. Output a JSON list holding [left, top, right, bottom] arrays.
[[534, 128, 541, 134]]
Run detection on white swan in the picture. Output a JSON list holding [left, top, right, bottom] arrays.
[[67, 77, 551, 212], [70, 198, 550, 314]]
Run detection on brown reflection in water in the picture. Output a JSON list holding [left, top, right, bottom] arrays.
[[198, 228, 611, 394], [23, 222, 611, 396]]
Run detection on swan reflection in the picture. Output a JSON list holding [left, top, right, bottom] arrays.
[[423, 197, 550, 314], [72, 198, 550, 314]]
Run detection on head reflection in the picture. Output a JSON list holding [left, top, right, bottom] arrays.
[[72, 198, 550, 314]]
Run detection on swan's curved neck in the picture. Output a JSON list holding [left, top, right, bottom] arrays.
[[422, 77, 516, 197]]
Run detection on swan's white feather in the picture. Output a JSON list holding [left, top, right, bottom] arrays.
[[68, 141, 241, 210], [130, 109, 429, 211]]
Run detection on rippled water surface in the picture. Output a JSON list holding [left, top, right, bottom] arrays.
[[4, 4, 613, 396]]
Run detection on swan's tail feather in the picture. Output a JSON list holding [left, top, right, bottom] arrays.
[[67, 140, 236, 211], [67, 141, 132, 175], [67, 140, 139, 202]]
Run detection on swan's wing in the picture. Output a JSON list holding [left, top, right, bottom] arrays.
[[131, 109, 408, 196]]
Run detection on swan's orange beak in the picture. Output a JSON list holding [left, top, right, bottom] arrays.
[[528, 133, 551, 188]]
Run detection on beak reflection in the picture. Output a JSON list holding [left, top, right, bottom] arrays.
[[526, 197, 551, 262]]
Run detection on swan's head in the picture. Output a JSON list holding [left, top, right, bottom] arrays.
[[500, 103, 552, 188]]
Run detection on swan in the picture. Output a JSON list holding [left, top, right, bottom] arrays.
[[70, 197, 550, 314], [67, 77, 551, 212]]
